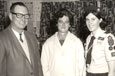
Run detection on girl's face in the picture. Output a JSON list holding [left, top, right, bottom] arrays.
[[86, 13, 102, 32]]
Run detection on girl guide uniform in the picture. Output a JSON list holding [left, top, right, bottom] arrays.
[[85, 29, 115, 74], [41, 31, 85, 76]]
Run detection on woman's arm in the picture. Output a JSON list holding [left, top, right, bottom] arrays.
[[108, 60, 115, 76]]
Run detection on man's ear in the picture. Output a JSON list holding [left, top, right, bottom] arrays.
[[9, 13, 12, 20]]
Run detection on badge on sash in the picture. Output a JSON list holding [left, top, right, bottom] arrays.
[[111, 52, 115, 57], [109, 47, 113, 50], [98, 37, 104, 40], [108, 36, 114, 50], [108, 36, 114, 46]]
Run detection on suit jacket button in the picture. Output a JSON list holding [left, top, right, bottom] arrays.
[[31, 72, 33, 75]]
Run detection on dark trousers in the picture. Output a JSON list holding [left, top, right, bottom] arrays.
[[87, 72, 108, 76]]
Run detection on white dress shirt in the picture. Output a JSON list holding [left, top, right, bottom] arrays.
[[12, 28, 31, 63]]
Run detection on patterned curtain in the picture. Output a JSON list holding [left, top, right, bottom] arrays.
[[0, 0, 8, 31], [39, 0, 115, 52]]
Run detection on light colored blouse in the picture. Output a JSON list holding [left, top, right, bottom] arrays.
[[41, 31, 85, 76]]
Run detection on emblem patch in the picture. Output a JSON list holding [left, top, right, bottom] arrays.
[[114, 46, 115, 50], [111, 52, 115, 57], [109, 47, 113, 50], [98, 37, 104, 40], [108, 36, 114, 46]]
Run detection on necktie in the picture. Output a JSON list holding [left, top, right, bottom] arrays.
[[19, 33, 23, 42], [86, 36, 95, 65]]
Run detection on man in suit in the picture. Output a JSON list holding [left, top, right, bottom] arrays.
[[0, 2, 43, 76]]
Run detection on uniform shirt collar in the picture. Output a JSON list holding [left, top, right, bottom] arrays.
[[91, 29, 105, 39], [12, 28, 24, 40]]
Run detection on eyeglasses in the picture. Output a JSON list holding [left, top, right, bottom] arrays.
[[12, 12, 30, 19]]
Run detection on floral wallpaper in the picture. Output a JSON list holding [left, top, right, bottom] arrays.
[[0, 0, 8, 31], [38, 0, 115, 52], [0, 0, 115, 53], [39, 1, 96, 44]]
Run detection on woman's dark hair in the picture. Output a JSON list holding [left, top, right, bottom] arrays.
[[48, 8, 73, 36], [84, 6, 107, 30], [54, 8, 73, 26]]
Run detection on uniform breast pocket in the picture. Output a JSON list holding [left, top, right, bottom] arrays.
[[92, 49, 105, 63], [94, 40, 104, 50]]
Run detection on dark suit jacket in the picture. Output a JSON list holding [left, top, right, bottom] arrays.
[[0, 26, 43, 76]]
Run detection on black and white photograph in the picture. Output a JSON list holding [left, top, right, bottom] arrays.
[[0, 0, 115, 76]]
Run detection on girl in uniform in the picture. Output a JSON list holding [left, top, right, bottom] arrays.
[[84, 6, 115, 76]]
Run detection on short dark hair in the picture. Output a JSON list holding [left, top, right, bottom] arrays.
[[10, 2, 28, 13], [54, 8, 73, 26], [84, 6, 107, 30], [84, 6, 101, 19]]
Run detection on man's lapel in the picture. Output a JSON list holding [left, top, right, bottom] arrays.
[[24, 32, 34, 68], [8, 27, 30, 63]]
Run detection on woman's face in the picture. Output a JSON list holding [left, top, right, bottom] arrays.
[[57, 15, 70, 33], [86, 13, 102, 32]]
